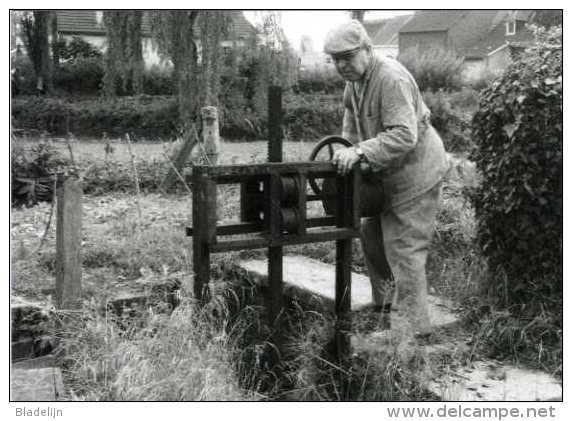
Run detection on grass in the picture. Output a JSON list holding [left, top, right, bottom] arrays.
[[11, 136, 561, 400]]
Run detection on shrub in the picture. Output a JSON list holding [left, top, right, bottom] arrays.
[[143, 65, 174, 96], [11, 141, 69, 207], [398, 47, 464, 92], [11, 56, 37, 96], [53, 57, 104, 96], [11, 96, 179, 139], [57, 36, 103, 61], [295, 66, 344, 94], [82, 159, 171, 195], [423, 90, 474, 153], [284, 94, 344, 140], [470, 28, 562, 306]]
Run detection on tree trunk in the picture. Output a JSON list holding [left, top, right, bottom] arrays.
[[50, 11, 59, 67], [21, 11, 53, 94]]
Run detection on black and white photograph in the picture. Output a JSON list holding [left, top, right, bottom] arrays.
[[8, 4, 564, 416]]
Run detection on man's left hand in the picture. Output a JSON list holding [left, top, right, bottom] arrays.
[[332, 147, 360, 176]]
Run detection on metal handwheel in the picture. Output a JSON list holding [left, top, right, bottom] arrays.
[[308, 135, 385, 217], [308, 135, 353, 197]]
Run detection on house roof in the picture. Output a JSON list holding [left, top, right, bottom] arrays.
[[365, 15, 413, 46], [399, 10, 536, 59], [57, 11, 113, 35], [227, 11, 257, 39], [462, 20, 534, 58], [399, 10, 467, 33], [56, 10, 255, 39]]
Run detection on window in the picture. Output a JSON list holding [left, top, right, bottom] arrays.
[[506, 20, 516, 36]]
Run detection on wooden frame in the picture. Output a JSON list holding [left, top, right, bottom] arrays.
[[189, 162, 361, 332]]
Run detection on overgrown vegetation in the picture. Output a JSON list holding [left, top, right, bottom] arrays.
[[398, 47, 464, 92], [11, 141, 68, 207], [469, 26, 562, 375]]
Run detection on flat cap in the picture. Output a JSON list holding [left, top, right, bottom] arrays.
[[323, 20, 372, 56]]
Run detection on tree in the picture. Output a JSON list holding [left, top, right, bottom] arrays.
[[239, 12, 297, 118], [149, 11, 230, 126], [532, 10, 563, 29], [50, 11, 59, 67], [20, 11, 53, 94], [103, 11, 144, 96]]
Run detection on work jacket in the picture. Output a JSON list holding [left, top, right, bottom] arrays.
[[342, 55, 449, 209]]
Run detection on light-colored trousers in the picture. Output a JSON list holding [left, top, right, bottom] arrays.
[[360, 183, 442, 333]]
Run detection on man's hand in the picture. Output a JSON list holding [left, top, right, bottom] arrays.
[[332, 147, 361, 176]]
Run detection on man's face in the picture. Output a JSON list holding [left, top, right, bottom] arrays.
[[332, 48, 371, 82]]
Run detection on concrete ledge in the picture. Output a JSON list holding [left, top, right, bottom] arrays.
[[11, 367, 65, 401], [239, 255, 459, 328]]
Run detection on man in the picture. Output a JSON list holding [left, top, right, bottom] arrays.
[[323, 20, 449, 336]]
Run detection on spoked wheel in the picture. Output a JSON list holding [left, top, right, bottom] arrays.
[[308, 135, 353, 197], [308, 135, 353, 215], [308, 135, 385, 217]]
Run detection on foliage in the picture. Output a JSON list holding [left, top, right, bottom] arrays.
[[532, 10, 563, 29], [57, 36, 103, 61], [53, 57, 105, 96], [398, 46, 464, 92], [103, 11, 144, 96], [81, 159, 171, 195], [11, 141, 69, 207], [237, 12, 298, 119], [11, 96, 178, 139], [20, 11, 53, 93], [142, 65, 174, 96], [423, 90, 474, 153], [149, 11, 230, 127], [470, 26, 562, 305], [284, 94, 344, 140], [295, 66, 344, 94]]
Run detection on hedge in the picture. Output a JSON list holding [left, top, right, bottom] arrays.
[[11, 96, 179, 140], [11, 94, 345, 142], [470, 38, 562, 304]]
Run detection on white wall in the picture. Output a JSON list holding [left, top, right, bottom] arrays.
[[61, 34, 166, 69]]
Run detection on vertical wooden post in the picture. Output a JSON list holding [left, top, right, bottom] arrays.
[[334, 175, 352, 360], [296, 172, 307, 236], [268, 86, 282, 163], [201, 106, 220, 165], [267, 86, 283, 324], [267, 173, 283, 323], [192, 166, 217, 303], [55, 176, 82, 310]]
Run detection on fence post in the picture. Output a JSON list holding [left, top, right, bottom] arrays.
[[201, 106, 220, 165], [55, 176, 82, 310]]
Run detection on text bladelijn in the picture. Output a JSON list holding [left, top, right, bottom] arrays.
[[15, 407, 63, 418]]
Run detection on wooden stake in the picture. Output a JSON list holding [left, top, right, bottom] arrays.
[[201, 106, 220, 165], [55, 176, 82, 310]]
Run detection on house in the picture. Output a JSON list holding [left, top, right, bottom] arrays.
[[398, 10, 536, 79], [55, 10, 256, 68], [363, 14, 413, 59]]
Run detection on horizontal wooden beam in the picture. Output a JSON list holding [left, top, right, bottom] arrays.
[[186, 216, 337, 237], [210, 227, 358, 253], [195, 161, 337, 179]]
